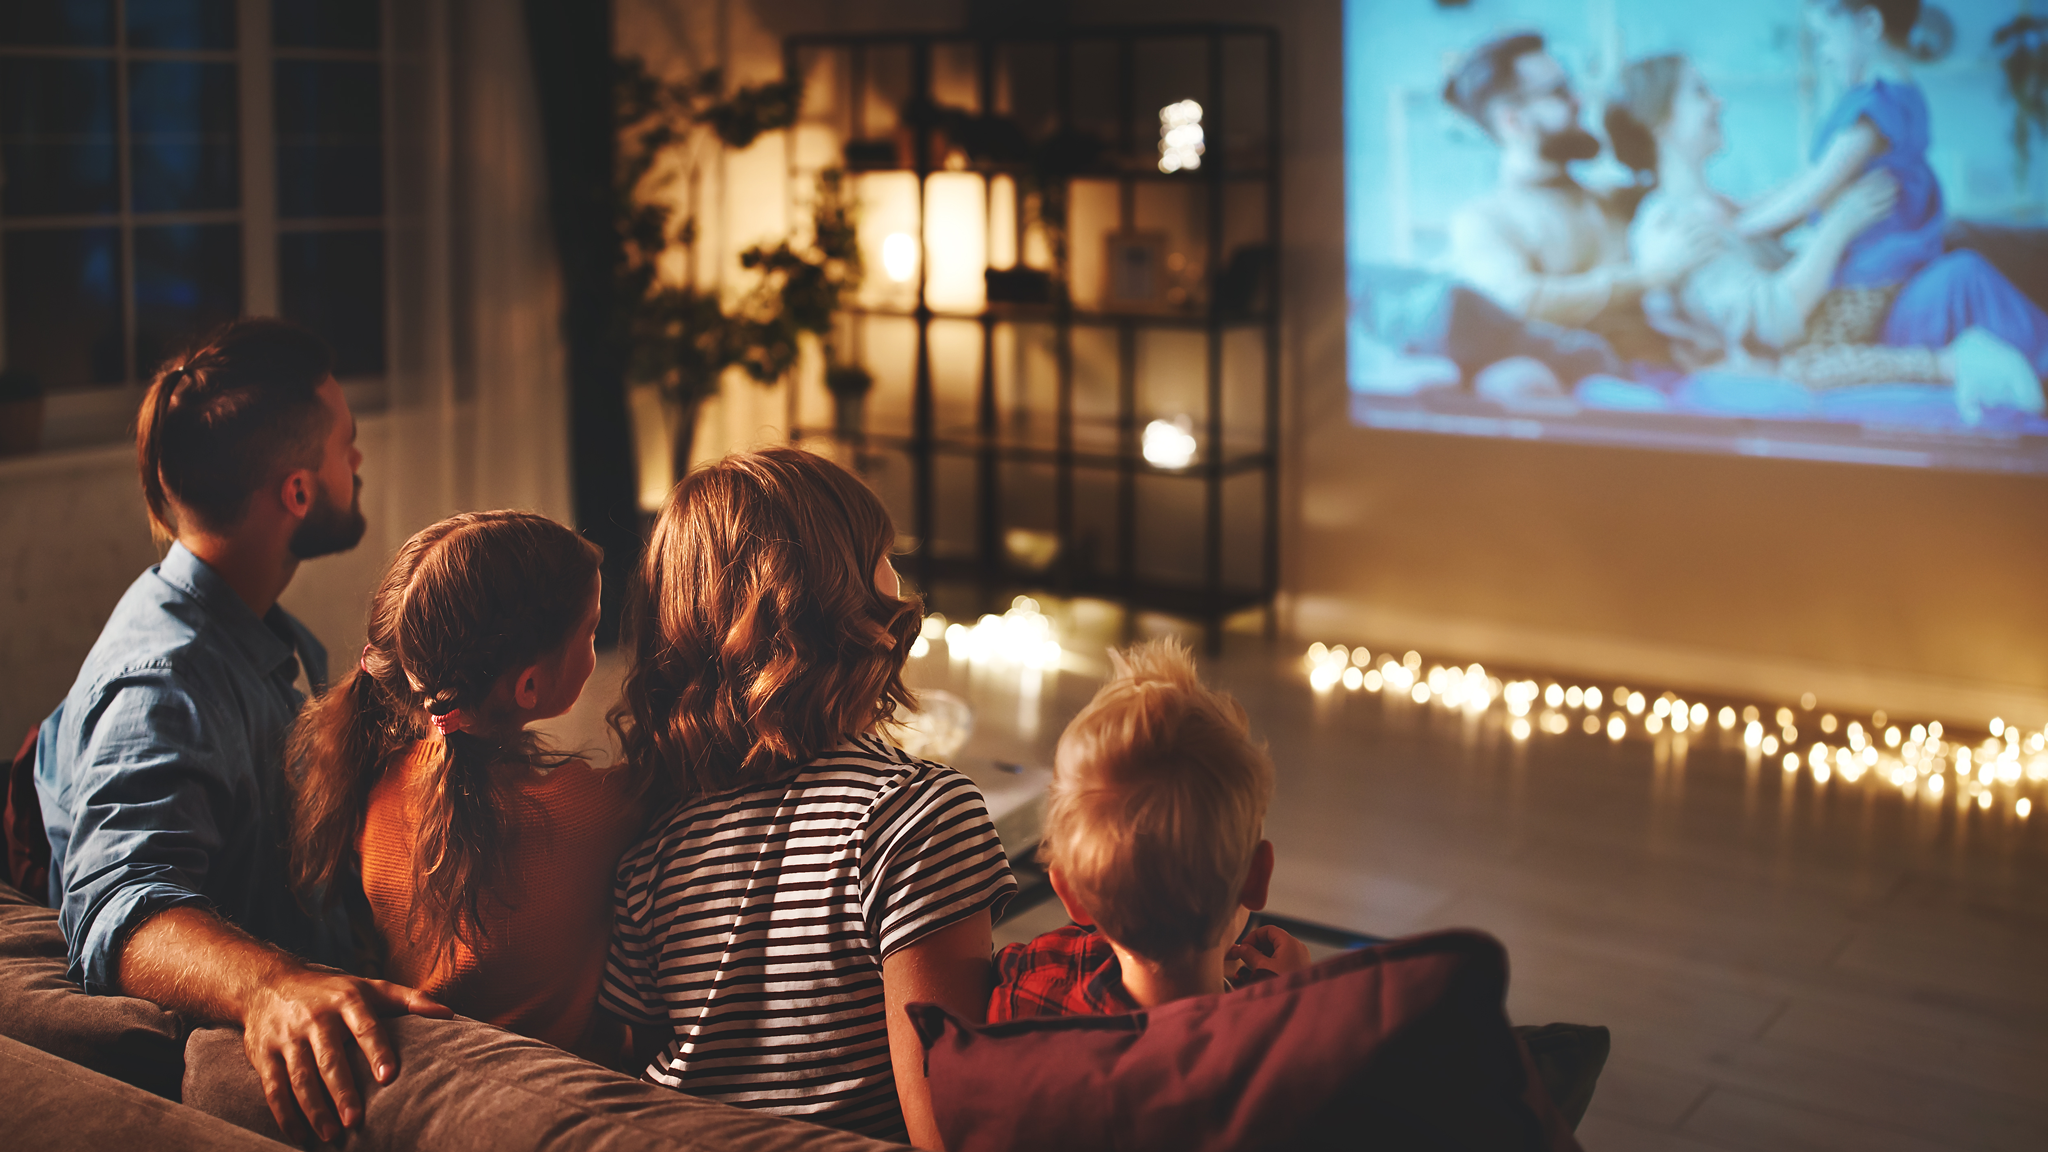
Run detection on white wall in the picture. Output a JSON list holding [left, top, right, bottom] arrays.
[[11, 0, 2040, 745], [618, 0, 2048, 726], [0, 443, 160, 746], [1163, 0, 2048, 726], [0, 412, 402, 746]]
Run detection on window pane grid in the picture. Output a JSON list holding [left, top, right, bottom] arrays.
[[1, 0, 387, 395], [113, 10, 137, 383], [3, 210, 241, 229], [0, 47, 237, 61]]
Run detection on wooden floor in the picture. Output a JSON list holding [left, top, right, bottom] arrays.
[[546, 631, 2048, 1150], [906, 637, 2048, 1152]]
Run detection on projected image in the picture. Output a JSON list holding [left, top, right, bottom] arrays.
[[1343, 0, 2048, 471]]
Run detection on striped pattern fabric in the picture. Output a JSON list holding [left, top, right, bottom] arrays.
[[603, 735, 1017, 1140]]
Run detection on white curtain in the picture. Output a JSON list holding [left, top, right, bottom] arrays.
[[280, 0, 571, 662]]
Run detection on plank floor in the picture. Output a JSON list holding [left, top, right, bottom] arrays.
[[911, 638, 2048, 1152], [548, 633, 2048, 1150]]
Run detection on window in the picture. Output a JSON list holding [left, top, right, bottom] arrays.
[[0, 0, 386, 401]]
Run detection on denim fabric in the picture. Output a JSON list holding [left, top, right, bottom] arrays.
[[33, 544, 355, 993]]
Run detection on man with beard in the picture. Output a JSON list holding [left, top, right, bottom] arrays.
[[34, 318, 448, 1144], [1443, 33, 1714, 359]]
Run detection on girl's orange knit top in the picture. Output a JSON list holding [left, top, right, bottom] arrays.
[[357, 741, 643, 1059]]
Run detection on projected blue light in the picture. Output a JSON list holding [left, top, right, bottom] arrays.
[[1342, 0, 2048, 473]]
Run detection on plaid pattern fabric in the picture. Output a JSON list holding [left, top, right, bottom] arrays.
[[987, 924, 1141, 1021]]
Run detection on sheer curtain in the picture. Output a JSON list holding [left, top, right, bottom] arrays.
[[280, 0, 572, 660]]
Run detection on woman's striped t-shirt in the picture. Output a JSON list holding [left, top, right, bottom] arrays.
[[602, 735, 1017, 1140]]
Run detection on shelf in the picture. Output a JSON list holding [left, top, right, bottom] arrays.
[[835, 161, 1277, 183], [785, 22, 1282, 650], [842, 302, 1274, 329], [915, 555, 1271, 623], [786, 22, 1282, 50], [795, 425, 1274, 478]]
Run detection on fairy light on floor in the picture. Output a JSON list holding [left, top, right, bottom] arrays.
[[1300, 639, 2048, 817], [938, 596, 1065, 670]]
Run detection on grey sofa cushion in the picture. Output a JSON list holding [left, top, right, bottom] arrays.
[[0, 878, 186, 1098], [185, 1016, 907, 1151], [1, 1033, 285, 1150]]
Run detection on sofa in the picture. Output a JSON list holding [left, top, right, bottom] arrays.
[[0, 878, 904, 1151], [5, 869, 1603, 1151]]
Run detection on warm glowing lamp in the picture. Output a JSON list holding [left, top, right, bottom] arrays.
[[882, 232, 919, 283], [922, 173, 987, 312]]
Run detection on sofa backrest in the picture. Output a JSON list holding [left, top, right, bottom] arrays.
[[1, 1034, 287, 1150], [185, 1015, 910, 1152], [0, 877, 185, 1098]]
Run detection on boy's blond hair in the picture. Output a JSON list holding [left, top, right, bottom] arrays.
[[1040, 639, 1275, 961]]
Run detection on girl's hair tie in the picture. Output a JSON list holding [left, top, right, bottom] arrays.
[[426, 695, 464, 735]]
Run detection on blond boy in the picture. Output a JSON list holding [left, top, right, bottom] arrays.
[[988, 640, 1311, 1019]]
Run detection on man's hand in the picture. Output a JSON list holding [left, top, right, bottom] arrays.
[[1227, 924, 1313, 984], [241, 965, 451, 1143], [116, 906, 449, 1144]]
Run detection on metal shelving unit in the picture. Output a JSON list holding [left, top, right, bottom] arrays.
[[783, 23, 1280, 648]]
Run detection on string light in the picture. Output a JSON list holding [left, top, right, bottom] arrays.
[[1292, 638, 2042, 813], [941, 596, 1063, 670]]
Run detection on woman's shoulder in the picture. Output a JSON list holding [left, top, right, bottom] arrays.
[[787, 736, 986, 820], [647, 738, 980, 829]]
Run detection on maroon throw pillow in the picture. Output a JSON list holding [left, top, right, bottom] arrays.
[[909, 928, 1581, 1152]]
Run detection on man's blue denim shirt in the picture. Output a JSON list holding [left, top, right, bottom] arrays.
[[35, 543, 356, 993]]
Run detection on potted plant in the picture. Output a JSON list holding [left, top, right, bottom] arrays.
[[616, 59, 864, 480], [0, 369, 45, 457]]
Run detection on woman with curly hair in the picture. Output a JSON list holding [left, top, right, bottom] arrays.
[[602, 447, 1016, 1147]]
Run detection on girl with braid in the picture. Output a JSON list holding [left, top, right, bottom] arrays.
[[290, 511, 649, 1062]]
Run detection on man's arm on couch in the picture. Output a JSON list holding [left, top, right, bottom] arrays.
[[119, 906, 449, 1144]]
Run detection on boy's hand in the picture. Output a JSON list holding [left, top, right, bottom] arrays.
[[1227, 924, 1312, 983]]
